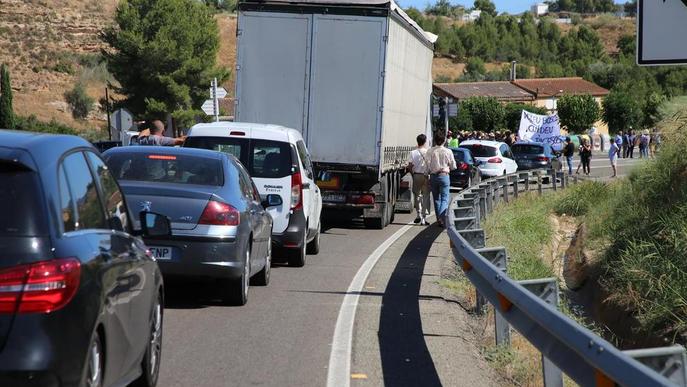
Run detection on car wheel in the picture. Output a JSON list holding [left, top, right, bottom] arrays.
[[225, 246, 250, 305], [253, 235, 271, 286], [84, 332, 104, 387], [288, 231, 307, 267], [306, 222, 320, 255], [132, 293, 163, 387]]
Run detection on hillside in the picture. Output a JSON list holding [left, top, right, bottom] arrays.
[[0, 1, 633, 134]]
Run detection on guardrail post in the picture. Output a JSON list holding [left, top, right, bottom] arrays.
[[458, 229, 485, 249], [536, 172, 543, 196], [478, 188, 487, 222], [523, 172, 530, 192], [502, 178, 509, 203], [561, 173, 567, 189], [486, 183, 494, 213], [512, 175, 519, 199], [552, 170, 558, 191], [624, 346, 687, 386], [477, 247, 510, 345], [519, 278, 563, 387]]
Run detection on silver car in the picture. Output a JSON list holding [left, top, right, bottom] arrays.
[[103, 146, 278, 306]]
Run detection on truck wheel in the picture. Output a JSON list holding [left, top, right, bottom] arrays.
[[288, 231, 307, 267], [306, 222, 321, 255]]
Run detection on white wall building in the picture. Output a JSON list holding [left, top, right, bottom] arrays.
[[462, 10, 482, 22], [531, 2, 549, 16]]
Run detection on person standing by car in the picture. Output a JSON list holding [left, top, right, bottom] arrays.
[[447, 131, 459, 148], [563, 137, 575, 175], [138, 120, 186, 146], [427, 133, 456, 228], [609, 139, 619, 178], [407, 134, 431, 225]]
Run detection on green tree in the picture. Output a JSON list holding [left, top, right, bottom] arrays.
[[473, 0, 497, 17], [102, 0, 228, 129], [0, 63, 14, 129], [602, 88, 643, 134], [504, 103, 548, 131], [460, 57, 486, 82], [64, 83, 94, 120], [460, 96, 505, 132], [557, 94, 600, 134]]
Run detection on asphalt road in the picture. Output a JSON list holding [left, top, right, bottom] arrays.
[[158, 211, 416, 387]]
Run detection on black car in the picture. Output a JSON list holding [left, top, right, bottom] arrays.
[[449, 147, 481, 188], [0, 130, 170, 387], [511, 141, 556, 170]]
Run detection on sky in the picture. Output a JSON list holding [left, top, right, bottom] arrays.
[[396, 0, 628, 15]]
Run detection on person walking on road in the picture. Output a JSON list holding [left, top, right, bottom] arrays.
[[427, 133, 456, 228], [407, 134, 431, 225], [618, 131, 627, 158], [447, 131, 459, 148], [628, 130, 637, 159], [563, 137, 575, 175], [580, 139, 592, 175], [639, 130, 650, 159], [138, 120, 186, 146], [609, 140, 619, 178]]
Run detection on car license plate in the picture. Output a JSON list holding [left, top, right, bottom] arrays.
[[322, 193, 346, 203], [148, 246, 172, 260]]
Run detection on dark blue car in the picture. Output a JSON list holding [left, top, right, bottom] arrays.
[[0, 130, 170, 387]]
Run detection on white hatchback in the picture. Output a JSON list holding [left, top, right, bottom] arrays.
[[185, 122, 323, 267], [459, 140, 518, 177]]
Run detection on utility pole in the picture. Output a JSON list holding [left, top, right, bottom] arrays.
[[444, 96, 449, 137], [105, 88, 111, 141]]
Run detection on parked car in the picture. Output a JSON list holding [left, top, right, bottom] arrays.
[[458, 140, 518, 177], [0, 130, 169, 387], [511, 141, 556, 170], [103, 146, 276, 306], [449, 147, 481, 188], [184, 122, 323, 267]]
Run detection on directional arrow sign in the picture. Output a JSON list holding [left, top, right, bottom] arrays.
[[201, 99, 215, 116], [210, 87, 228, 99]]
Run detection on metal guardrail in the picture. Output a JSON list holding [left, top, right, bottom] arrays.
[[446, 168, 683, 387]]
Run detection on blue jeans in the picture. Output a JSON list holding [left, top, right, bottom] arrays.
[[566, 156, 573, 175], [430, 174, 450, 223]]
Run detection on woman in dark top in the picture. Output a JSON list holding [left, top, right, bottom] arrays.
[[580, 139, 592, 175]]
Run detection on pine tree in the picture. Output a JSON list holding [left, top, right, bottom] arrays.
[[0, 63, 14, 130]]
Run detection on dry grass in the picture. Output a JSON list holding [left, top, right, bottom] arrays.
[[216, 13, 237, 96]]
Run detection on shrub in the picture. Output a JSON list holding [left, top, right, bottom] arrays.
[[14, 115, 77, 135], [553, 181, 610, 216], [64, 83, 94, 120]]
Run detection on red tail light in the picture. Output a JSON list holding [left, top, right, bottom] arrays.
[[199, 201, 240, 226], [351, 194, 375, 205], [458, 162, 469, 171], [536, 156, 549, 162], [488, 157, 503, 163], [0, 258, 81, 314], [291, 172, 303, 210]]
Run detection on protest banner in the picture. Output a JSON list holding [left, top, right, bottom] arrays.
[[518, 110, 564, 150]]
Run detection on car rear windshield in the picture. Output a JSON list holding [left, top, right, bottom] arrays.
[[451, 149, 469, 162], [184, 137, 293, 179], [106, 152, 224, 186], [0, 163, 48, 236], [511, 144, 544, 155], [459, 144, 497, 158]]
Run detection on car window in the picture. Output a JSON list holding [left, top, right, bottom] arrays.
[[184, 136, 292, 179], [296, 141, 314, 179], [459, 144, 497, 157], [85, 152, 129, 232], [57, 165, 76, 233], [451, 149, 468, 163], [106, 152, 224, 186], [511, 144, 545, 155], [0, 162, 48, 236], [62, 152, 107, 230], [236, 163, 257, 201]]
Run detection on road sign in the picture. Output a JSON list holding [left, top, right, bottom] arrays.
[[210, 86, 227, 99], [109, 108, 133, 141], [201, 99, 216, 116], [638, 0, 687, 65], [448, 103, 458, 117]]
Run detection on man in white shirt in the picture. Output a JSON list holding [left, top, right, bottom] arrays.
[[407, 134, 430, 225], [426, 133, 457, 227]]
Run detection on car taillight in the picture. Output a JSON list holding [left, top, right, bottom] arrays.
[[199, 201, 240, 226], [350, 194, 375, 205], [488, 157, 503, 163], [458, 162, 469, 171], [0, 258, 81, 314], [291, 172, 303, 210], [536, 156, 549, 162]]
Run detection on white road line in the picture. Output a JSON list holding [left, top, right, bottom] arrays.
[[326, 220, 419, 387]]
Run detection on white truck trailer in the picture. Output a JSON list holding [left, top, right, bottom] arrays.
[[235, 0, 436, 228]]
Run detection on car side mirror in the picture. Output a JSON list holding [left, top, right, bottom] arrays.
[[261, 194, 283, 208], [139, 211, 172, 237]]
